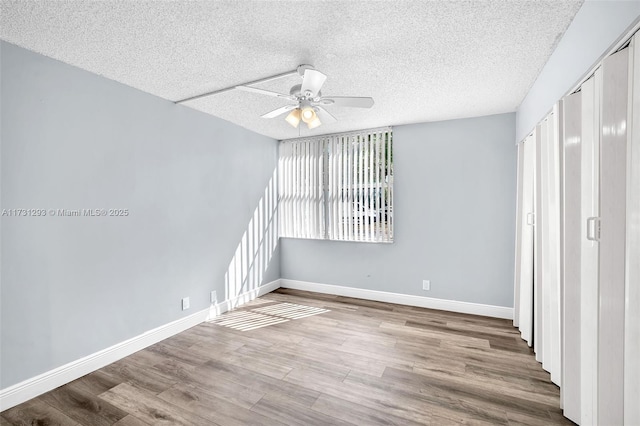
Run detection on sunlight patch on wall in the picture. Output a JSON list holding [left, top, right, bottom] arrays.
[[224, 168, 279, 309]]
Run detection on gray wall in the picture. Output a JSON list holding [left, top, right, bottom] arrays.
[[281, 113, 516, 308], [517, 0, 640, 142], [0, 42, 279, 389]]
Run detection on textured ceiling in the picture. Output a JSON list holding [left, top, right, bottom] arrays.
[[1, 0, 583, 140]]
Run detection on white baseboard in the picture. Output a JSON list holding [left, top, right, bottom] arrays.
[[279, 279, 514, 320], [204, 279, 282, 320], [0, 279, 281, 411]]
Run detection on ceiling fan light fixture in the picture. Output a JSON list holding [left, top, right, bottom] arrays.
[[285, 108, 301, 127], [307, 117, 322, 129], [300, 106, 317, 123]]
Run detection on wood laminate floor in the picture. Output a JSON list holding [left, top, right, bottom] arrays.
[[1, 289, 573, 425]]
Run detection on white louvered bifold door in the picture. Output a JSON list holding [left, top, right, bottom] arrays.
[[580, 70, 601, 426], [512, 28, 640, 426], [534, 120, 545, 363], [534, 109, 562, 385], [561, 90, 582, 424], [625, 33, 640, 426], [515, 132, 536, 346], [514, 141, 524, 330], [538, 109, 563, 385], [547, 108, 563, 387], [598, 46, 629, 426]]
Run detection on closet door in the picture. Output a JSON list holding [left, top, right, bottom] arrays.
[[534, 123, 545, 363], [535, 113, 562, 383], [517, 133, 536, 345], [598, 46, 628, 426], [546, 110, 562, 386], [514, 142, 524, 329], [561, 91, 582, 423], [580, 71, 601, 426], [625, 34, 640, 426]]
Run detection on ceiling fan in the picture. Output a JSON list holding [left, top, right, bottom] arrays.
[[235, 64, 374, 130]]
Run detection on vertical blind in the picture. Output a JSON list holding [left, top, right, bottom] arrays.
[[279, 127, 393, 243]]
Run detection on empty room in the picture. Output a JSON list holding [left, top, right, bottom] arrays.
[[1, 1, 639, 425]]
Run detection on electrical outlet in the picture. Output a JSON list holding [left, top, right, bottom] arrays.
[[422, 280, 430, 291], [211, 290, 217, 304], [182, 297, 190, 310]]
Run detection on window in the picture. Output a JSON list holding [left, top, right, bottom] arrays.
[[279, 127, 393, 242]]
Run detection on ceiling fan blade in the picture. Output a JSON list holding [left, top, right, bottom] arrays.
[[315, 106, 337, 124], [236, 85, 296, 101], [301, 69, 327, 96], [321, 96, 375, 108], [261, 104, 297, 119]]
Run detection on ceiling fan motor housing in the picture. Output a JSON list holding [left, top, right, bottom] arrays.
[[289, 84, 321, 102]]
